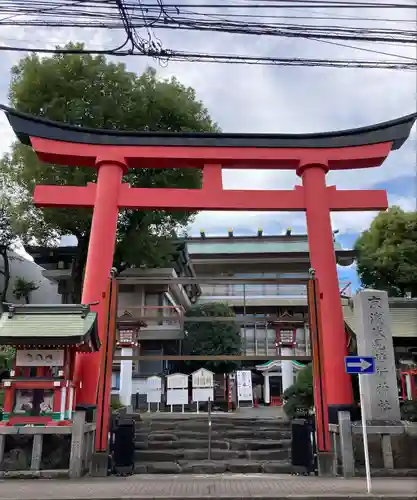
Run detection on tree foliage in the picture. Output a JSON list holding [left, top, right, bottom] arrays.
[[13, 277, 39, 304], [0, 201, 19, 309], [0, 43, 219, 301], [355, 207, 417, 297], [183, 302, 242, 374], [282, 363, 314, 418]]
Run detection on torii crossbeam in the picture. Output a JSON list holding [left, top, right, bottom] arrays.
[[2, 106, 416, 431]]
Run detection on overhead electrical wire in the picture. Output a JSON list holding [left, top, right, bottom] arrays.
[[0, 0, 415, 70]]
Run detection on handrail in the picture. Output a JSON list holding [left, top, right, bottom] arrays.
[[207, 397, 212, 460]]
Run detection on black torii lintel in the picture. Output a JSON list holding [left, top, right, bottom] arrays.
[[1, 104, 416, 150]]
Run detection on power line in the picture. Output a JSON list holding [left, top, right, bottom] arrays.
[[0, 0, 414, 70]]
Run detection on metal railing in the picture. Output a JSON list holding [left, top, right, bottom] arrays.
[[117, 305, 184, 327], [200, 281, 352, 298]]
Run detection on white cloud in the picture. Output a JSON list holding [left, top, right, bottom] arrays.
[[0, 1, 415, 241]]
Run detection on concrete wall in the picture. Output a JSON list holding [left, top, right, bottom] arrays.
[[0, 251, 61, 305]]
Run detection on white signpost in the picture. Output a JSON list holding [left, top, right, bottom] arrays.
[[166, 373, 188, 412], [345, 355, 375, 494], [146, 375, 162, 412], [192, 368, 214, 412], [236, 370, 253, 407]]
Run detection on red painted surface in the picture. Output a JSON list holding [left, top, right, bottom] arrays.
[[34, 183, 388, 212], [30, 136, 392, 170], [301, 165, 353, 407], [27, 136, 395, 427], [308, 278, 330, 452], [95, 277, 118, 452], [74, 160, 125, 405]]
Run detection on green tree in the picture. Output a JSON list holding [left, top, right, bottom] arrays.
[[283, 363, 360, 419], [183, 302, 242, 374], [13, 277, 39, 304], [283, 363, 314, 418], [355, 207, 417, 297], [0, 201, 19, 309], [1, 42, 219, 301]]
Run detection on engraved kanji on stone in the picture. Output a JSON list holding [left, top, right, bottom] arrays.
[[374, 351, 388, 362], [376, 366, 389, 376], [368, 296, 382, 309], [372, 339, 386, 351], [376, 382, 390, 394], [378, 399, 392, 411]]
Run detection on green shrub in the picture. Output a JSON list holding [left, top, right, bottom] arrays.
[[401, 400, 417, 422], [283, 363, 314, 418]]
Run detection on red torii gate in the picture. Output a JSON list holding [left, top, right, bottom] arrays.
[[2, 107, 416, 430]]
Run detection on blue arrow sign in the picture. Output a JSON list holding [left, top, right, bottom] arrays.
[[345, 356, 375, 375]]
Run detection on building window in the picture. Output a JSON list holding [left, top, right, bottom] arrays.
[[112, 373, 120, 390]]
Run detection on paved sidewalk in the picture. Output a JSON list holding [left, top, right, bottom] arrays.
[[0, 474, 416, 499]]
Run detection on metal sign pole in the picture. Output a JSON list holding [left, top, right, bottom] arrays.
[[358, 374, 372, 494], [345, 355, 375, 495]]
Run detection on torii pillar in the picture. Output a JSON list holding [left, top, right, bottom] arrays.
[[2, 105, 416, 424]]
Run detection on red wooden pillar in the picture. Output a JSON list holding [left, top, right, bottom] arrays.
[[74, 157, 127, 405], [298, 163, 353, 420]]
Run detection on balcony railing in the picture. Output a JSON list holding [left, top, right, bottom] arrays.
[[200, 280, 352, 298], [117, 305, 184, 327]]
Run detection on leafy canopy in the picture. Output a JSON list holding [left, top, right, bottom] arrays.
[[355, 206, 417, 297], [183, 302, 242, 374], [0, 43, 219, 299]]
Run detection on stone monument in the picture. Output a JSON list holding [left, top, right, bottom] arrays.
[[353, 289, 401, 422]]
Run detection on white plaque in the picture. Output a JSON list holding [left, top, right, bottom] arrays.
[[192, 387, 214, 402], [167, 373, 188, 389], [147, 375, 162, 403], [16, 349, 64, 367], [354, 289, 401, 421], [166, 389, 188, 405], [192, 368, 214, 388], [236, 370, 253, 401]]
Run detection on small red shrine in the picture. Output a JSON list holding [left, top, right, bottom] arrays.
[[0, 303, 99, 426]]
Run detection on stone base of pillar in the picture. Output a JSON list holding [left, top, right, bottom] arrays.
[[90, 451, 109, 477], [328, 404, 358, 424], [317, 451, 335, 477]]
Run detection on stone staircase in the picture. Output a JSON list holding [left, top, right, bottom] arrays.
[[133, 414, 300, 474]]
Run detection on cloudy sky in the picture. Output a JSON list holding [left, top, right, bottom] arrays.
[[0, 0, 416, 288]]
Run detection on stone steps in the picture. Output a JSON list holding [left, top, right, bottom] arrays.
[[134, 459, 302, 474], [136, 429, 292, 440], [134, 448, 290, 462], [135, 438, 291, 450], [132, 416, 294, 474]]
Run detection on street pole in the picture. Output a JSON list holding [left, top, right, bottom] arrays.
[[358, 373, 372, 494]]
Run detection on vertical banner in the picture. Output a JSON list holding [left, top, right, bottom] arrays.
[[236, 370, 253, 403], [307, 276, 330, 453]]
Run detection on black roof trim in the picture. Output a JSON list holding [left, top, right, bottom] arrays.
[[1, 105, 416, 151]]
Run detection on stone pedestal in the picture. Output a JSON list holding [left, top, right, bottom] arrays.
[[119, 347, 133, 407], [263, 373, 270, 404], [353, 289, 400, 422], [281, 347, 294, 393]]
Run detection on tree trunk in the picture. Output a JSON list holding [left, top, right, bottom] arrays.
[[0, 249, 10, 311], [70, 236, 89, 304]]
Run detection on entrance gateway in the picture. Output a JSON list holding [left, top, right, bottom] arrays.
[[2, 105, 416, 455]]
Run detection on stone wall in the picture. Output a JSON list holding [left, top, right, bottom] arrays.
[[1, 434, 70, 471], [352, 432, 417, 469]]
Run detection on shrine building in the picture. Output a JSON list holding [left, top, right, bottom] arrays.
[[18, 232, 417, 408], [26, 230, 358, 406]]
